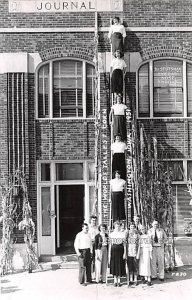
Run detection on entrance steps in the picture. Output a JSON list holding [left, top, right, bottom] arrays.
[[39, 254, 78, 270]]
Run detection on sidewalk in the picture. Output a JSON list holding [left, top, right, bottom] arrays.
[[1, 265, 192, 300]]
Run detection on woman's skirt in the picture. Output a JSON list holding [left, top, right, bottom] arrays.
[[138, 247, 151, 276], [127, 256, 138, 273], [110, 243, 126, 276], [112, 153, 126, 180], [113, 115, 126, 141], [111, 32, 124, 53], [111, 191, 126, 221], [111, 69, 123, 94]]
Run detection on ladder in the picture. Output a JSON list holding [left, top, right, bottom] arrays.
[[106, 16, 132, 287]]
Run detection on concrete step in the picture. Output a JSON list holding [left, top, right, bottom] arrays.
[[39, 254, 78, 270]]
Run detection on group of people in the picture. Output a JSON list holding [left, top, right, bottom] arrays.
[[108, 17, 129, 225], [74, 216, 168, 287]]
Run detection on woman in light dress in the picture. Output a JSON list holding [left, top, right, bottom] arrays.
[[136, 225, 152, 286]]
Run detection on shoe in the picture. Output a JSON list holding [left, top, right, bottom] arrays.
[[142, 280, 147, 284], [80, 283, 87, 286], [147, 282, 152, 286], [133, 281, 138, 286], [151, 277, 157, 281], [114, 283, 117, 287], [117, 283, 121, 287], [159, 278, 164, 282], [128, 281, 133, 286]]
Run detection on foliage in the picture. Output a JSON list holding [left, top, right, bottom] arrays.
[[0, 173, 20, 275], [132, 122, 176, 269], [0, 170, 38, 275]]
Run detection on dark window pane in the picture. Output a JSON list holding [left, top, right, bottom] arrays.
[[41, 163, 50, 181], [138, 63, 150, 117], [56, 163, 83, 180], [86, 64, 95, 117], [88, 162, 95, 181], [187, 161, 192, 180], [165, 161, 184, 181], [187, 63, 192, 117], [38, 64, 49, 118], [41, 187, 51, 236], [153, 60, 183, 117]]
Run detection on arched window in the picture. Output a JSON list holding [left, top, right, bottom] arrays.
[[137, 59, 192, 118], [37, 59, 95, 118]]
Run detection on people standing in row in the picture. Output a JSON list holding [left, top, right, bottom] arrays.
[[127, 222, 139, 286], [74, 223, 93, 286], [110, 170, 126, 222], [108, 16, 126, 54], [108, 221, 126, 287], [110, 50, 127, 98], [111, 135, 127, 180], [109, 94, 127, 141], [137, 225, 152, 286], [148, 220, 167, 281], [95, 224, 109, 284]]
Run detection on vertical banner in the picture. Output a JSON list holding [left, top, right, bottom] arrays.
[[100, 108, 111, 224], [126, 108, 133, 223]]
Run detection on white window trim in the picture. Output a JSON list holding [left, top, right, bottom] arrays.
[[36, 58, 95, 119]]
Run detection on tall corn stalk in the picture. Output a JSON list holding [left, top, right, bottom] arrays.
[[0, 173, 19, 275], [132, 123, 176, 268]]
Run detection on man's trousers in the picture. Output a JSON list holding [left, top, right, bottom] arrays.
[[78, 249, 92, 284], [151, 246, 165, 279]]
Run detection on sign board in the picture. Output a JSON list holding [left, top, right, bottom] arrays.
[[9, 0, 123, 13]]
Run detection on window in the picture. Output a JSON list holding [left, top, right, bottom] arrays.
[[37, 59, 95, 118], [138, 59, 192, 118], [162, 161, 184, 181], [55, 163, 84, 180]]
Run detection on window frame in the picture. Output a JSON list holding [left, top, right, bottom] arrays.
[[136, 58, 191, 119], [36, 58, 95, 120]]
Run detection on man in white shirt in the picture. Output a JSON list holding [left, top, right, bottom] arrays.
[[74, 223, 93, 285], [148, 220, 167, 281], [88, 215, 99, 274]]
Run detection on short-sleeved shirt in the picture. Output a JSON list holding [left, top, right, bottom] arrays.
[[112, 103, 127, 115], [108, 24, 126, 39], [111, 141, 127, 153], [110, 178, 126, 192], [111, 58, 127, 71]]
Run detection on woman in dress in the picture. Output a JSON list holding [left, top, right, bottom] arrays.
[[136, 225, 153, 286], [108, 16, 126, 54], [111, 135, 127, 180], [110, 50, 127, 97], [95, 224, 109, 284], [110, 170, 126, 222], [108, 221, 126, 287], [109, 93, 127, 141], [127, 222, 139, 286]]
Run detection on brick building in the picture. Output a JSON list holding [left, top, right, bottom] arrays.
[[0, 0, 192, 267]]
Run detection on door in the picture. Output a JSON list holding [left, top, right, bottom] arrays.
[[39, 185, 56, 255], [56, 185, 84, 254]]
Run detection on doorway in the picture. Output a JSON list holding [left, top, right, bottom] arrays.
[[56, 185, 84, 254]]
